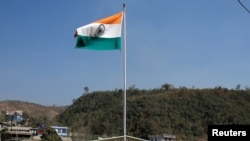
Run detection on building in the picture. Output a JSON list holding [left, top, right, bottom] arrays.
[[51, 126, 69, 137], [5, 110, 24, 124], [149, 134, 176, 141], [92, 135, 148, 141], [4, 126, 36, 140]]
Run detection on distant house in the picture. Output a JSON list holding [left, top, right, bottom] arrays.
[[5, 110, 24, 123], [92, 135, 148, 141], [149, 134, 176, 141], [51, 126, 69, 137]]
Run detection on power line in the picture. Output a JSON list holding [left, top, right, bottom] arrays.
[[237, 0, 250, 14]]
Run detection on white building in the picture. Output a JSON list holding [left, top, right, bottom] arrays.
[[51, 126, 68, 137], [149, 134, 176, 141]]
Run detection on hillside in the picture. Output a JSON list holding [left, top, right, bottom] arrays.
[[0, 100, 66, 120], [57, 87, 250, 141]]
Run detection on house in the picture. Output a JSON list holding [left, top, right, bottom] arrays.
[[51, 126, 69, 137], [5, 110, 24, 123], [149, 134, 176, 141], [92, 135, 148, 141]]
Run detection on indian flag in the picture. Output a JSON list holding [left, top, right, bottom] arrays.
[[74, 11, 123, 50]]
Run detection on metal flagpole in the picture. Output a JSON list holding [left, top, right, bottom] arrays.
[[122, 3, 127, 141]]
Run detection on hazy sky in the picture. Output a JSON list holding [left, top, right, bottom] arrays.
[[1, 0, 250, 106]]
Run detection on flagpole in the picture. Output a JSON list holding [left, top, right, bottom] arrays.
[[122, 3, 127, 141]]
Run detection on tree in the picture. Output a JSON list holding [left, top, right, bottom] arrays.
[[84, 86, 89, 95], [72, 98, 77, 103], [41, 126, 62, 141], [235, 84, 241, 90], [161, 83, 175, 91]]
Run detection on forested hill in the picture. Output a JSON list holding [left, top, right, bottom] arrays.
[[57, 86, 250, 141]]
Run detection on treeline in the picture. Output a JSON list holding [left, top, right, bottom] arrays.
[[56, 86, 250, 140]]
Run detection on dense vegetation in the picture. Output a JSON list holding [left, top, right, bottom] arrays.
[[57, 85, 250, 141]]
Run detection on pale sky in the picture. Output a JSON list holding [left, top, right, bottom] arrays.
[[0, 0, 250, 106]]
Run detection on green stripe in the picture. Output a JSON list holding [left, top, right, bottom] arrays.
[[75, 36, 121, 50]]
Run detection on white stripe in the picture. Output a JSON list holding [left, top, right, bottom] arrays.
[[76, 23, 121, 38]]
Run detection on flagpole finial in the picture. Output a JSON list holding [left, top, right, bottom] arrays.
[[123, 3, 126, 11]]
